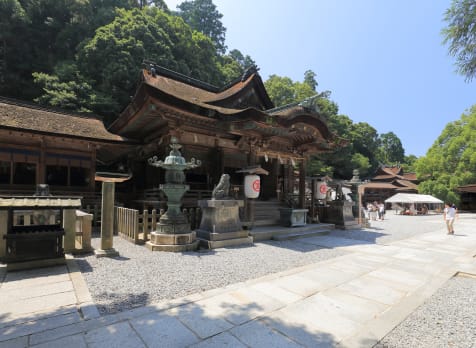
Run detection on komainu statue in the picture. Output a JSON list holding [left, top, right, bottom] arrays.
[[212, 174, 230, 200]]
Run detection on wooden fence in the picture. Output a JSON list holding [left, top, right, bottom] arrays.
[[114, 206, 202, 244]]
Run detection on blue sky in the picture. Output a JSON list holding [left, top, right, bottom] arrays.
[[165, 0, 475, 157]]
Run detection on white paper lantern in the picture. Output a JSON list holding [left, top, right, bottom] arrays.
[[244, 174, 260, 198], [316, 182, 328, 199]]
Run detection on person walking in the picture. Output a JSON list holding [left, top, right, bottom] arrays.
[[443, 202, 457, 234], [378, 202, 385, 220]]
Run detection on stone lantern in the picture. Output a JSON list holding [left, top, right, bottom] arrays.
[[146, 137, 201, 251]]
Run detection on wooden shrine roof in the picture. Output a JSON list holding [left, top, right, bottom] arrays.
[[111, 66, 341, 155], [457, 184, 476, 193], [372, 165, 417, 183], [0, 98, 127, 143], [360, 181, 418, 192], [139, 64, 274, 110]]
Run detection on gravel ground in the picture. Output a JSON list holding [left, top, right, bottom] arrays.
[[75, 237, 348, 315], [375, 275, 476, 348]]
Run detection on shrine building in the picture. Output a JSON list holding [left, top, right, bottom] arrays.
[[0, 64, 342, 226]]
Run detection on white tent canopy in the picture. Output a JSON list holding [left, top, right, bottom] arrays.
[[385, 193, 443, 204]]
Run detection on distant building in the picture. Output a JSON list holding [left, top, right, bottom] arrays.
[[457, 184, 476, 211], [360, 165, 418, 204]]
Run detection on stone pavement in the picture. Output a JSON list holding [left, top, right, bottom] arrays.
[[1, 214, 476, 347]]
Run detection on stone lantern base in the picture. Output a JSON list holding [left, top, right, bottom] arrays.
[[146, 230, 198, 252]]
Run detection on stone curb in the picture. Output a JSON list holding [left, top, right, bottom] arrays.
[[65, 256, 100, 320]]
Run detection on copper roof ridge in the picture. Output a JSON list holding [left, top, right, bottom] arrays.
[[143, 61, 264, 94], [143, 61, 220, 92], [219, 65, 260, 91], [266, 101, 302, 113], [267, 94, 321, 114]]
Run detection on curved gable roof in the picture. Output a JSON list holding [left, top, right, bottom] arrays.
[[142, 65, 274, 111], [112, 65, 341, 154]]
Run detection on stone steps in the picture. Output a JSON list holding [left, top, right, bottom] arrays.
[[252, 200, 286, 227], [249, 223, 335, 241]]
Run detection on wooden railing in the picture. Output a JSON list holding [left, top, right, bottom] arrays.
[[115, 207, 149, 244], [114, 206, 202, 244]]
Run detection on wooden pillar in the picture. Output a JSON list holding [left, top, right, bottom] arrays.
[[285, 162, 294, 199], [90, 144, 96, 191], [244, 143, 256, 228], [298, 159, 306, 209], [273, 158, 280, 200], [310, 178, 317, 222], [0, 210, 7, 259], [248, 146, 256, 165], [218, 147, 225, 174], [38, 137, 46, 184]]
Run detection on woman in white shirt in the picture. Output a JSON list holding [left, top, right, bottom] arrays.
[[443, 202, 457, 234]]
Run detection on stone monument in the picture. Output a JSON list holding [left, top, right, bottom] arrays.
[[146, 137, 201, 251], [196, 174, 253, 249]]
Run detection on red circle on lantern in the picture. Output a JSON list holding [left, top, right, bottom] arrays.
[[252, 179, 260, 192], [319, 184, 327, 194]]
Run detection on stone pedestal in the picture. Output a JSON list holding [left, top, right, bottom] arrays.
[[196, 199, 252, 249], [318, 200, 360, 229]]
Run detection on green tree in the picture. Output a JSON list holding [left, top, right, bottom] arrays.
[[304, 69, 317, 91], [34, 7, 224, 123], [33, 71, 95, 112], [351, 153, 371, 177], [350, 122, 380, 166], [176, 0, 227, 53], [264, 75, 296, 106], [264, 73, 316, 107], [416, 105, 476, 204], [378, 131, 405, 164], [402, 154, 418, 172], [76, 8, 176, 118], [442, 0, 476, 81], [0, 0, 28, 91]]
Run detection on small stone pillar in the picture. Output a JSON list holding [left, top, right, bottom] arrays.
[[95, 181, 119, 257], [75, 210, 93, 253], [63, 209, 77, 253]]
